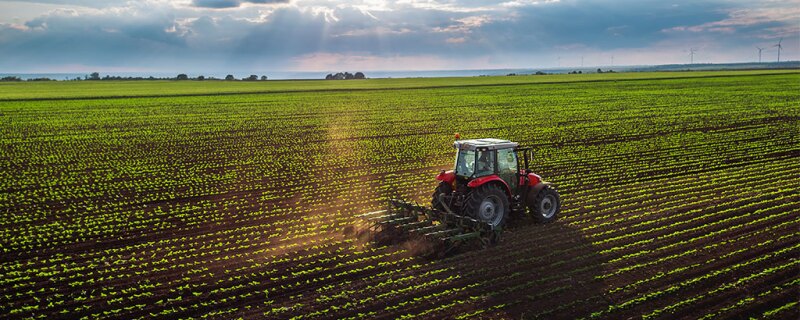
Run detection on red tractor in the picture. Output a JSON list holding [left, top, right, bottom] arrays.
[[360, 138, 561, 251], [432, 138, 561, 227]]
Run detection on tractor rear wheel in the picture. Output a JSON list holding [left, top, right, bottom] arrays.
[[529, 187, 561, 223], [463, 184, 509, 228], [431, 182, 453, 212]]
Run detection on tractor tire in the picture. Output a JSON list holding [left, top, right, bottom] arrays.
[[431, 182, 453, 212], [463, 184, 509, 228], [529, 187, 561, 223]]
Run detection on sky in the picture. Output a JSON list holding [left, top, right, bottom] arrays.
[[0, 0, 798, 73]]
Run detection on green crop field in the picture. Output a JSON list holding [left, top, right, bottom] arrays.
[[1, 70, 798, 319]]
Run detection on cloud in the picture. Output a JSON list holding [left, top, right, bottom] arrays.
[[664, 5, 800, 38], [192, 0, 240, 8], [191, 0, 290, 9], [0, 3, 189, 70], [0, 0, 797, 72], [289, 52, 456, 71], [476, 0, 737, 51], [394, 0, 498, 13], [4, 0, 132, 8], [446, 37, 466, 44]]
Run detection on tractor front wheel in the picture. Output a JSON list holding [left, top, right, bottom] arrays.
[[463, 184, 509, 228], [529, 187, 561, 223]]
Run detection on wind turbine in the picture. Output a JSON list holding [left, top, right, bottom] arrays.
[[774, 38, 783, 62], [689, 48, 697, 64], [756, 47, 764, 63]]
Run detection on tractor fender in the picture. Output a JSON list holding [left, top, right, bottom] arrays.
[[436, 170, 456, 184], [519, 172, 542, 186], [467, 175, 513, 197], [526, 182, 554, 207]]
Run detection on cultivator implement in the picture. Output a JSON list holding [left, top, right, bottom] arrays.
[[358, 199, 501, 254]]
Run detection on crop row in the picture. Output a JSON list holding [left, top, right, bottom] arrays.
[[1, 72, 797, 319]]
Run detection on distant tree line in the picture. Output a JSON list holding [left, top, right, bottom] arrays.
[[1, 76, 56, 82], [98, 72, 269, 81], [325, 72, 365, 80], [15, 72, 274, 81]]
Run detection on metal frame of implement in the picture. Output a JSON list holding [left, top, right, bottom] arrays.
[[357, 199, 502, 251]]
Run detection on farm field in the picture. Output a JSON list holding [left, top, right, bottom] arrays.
[[1, 70, 799, 319]]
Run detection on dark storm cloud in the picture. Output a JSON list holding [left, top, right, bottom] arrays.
[[0, 5, 187, 69]]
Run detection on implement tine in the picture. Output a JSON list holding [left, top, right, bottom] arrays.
[[409, 225, 443, 234], [424, 228, 461, 238], [390, 199, 414, 210], [399, 220, 432, 229], [380, 216, 417, 225], [367, 214, 404, 222], [356, 209, 388, 218]]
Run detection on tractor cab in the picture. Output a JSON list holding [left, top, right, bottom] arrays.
[[453, 138, 521, 190]]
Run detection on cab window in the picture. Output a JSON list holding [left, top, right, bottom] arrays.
[[475, 150, 496, 176], [497, 149, 518, 188], [497, 149, 517, 175]]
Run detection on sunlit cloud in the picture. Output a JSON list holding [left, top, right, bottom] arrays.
[[394, 0, 497, 13], [0, 0, 797, 73], [290, 52, 453, 70], [446, 37, 466, 44]]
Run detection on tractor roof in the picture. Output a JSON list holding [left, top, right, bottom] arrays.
[[453, 138, 519, 151]]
